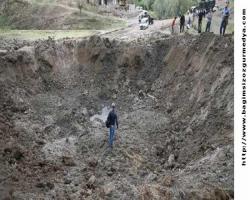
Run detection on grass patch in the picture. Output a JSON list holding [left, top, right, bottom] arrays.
[[28, 0, 58, 4], [66, 12, 127, 30], [0, 16, 11, 28], [0, 29, 98, 40], [1, 0, 127, 30]]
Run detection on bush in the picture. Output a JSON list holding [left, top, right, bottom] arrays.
[[153, 0, 176, 19], [0, 16, 9, 27], [133, 0, 199, 19], [153, 0, 198, 19], [144, 0, 154, 10]]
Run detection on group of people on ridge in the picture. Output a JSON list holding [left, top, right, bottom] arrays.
[[171, 2, 230, 36], [104, 3, 231, 151]]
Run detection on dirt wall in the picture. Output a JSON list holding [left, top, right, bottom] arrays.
[[0, 33, 233, 199]]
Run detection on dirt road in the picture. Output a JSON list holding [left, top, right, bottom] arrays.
[[103, 16, 173, 40]]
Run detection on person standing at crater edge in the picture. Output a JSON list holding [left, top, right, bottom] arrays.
[[205, 10, 213, 32], [106, 103, 119, 149], [198, 10, 203, 33], [171, 16, 177, 34], [220, 2, 230, 36], [180, 15, 185, 33]]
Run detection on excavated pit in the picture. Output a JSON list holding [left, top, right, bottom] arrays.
[[0, 34, 233, 200]]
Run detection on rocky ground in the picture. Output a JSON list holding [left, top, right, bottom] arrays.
[[0, 32, 233, 200]]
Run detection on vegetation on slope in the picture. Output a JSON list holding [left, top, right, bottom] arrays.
[[0, 0, 126, 30]]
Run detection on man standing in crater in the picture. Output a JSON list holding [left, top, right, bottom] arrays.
[[106, 103, 119, 149]]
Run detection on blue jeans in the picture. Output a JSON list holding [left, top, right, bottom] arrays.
[[206, 21, 211, 32], [198, 21, 202, 33], [220, 19, 228, 36], [109, 126, 115, 148]]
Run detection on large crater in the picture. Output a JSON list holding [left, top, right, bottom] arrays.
[[0, 34, 233, 200]]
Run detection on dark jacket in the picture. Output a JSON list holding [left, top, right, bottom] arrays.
[[180, 15, 185, 25], [107, 110, 118, 128], [198, 12, 203, 22]]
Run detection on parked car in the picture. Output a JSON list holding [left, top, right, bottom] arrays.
[[140, 17, 149, 30], [136, 6, 143, 11]]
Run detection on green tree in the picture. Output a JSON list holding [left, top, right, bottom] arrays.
[[153, 0, 178, 19], [153, 0, 198, 19], [133, 0, 200, 19], [144, 0, 154, 10]]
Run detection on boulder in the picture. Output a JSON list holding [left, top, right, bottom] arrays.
[[62, 156, 76, 166], [101, 183, 115, 196], [168, 154, 175, 167], [88, 158, 98, 168], [88, 175, 96, 186]]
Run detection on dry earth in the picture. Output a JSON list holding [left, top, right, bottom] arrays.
[[0, 32, 233, 200]]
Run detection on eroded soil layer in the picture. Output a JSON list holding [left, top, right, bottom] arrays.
[[0, 33, 233, 200]]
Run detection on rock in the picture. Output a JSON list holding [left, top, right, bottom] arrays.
[[46, 182, 55, 190], [0, 49, 7, 55], [10, 176, 18, 182], [155, 145, 164, 157], [3, 147, 12, 155], [64, 179, 72, 185], [35, 139, 46, 145], [162, 176, 173, 187], [86, 189, 92, 195], [88, 109, 95, 116], [62, 156, 76, 166], [88, 158, 98, 168], [106, 166, 117, 176], [225, 189, 234, 198], [152, 145, 164, 157], [2, 196, 11, 200], [74, 182, 79, 187], [107, 171, 113, 177], [110, 166, 117, 172], [36, 182, 46, 188], [71, 187, 78, 194], [86, 175, 96, 189], [146, 173, 157, 182], [168, 154, 175, 166], [81, 108, 88, 116], [166, 103, 173, 113], [103, 38, 111, 48], [185, 127, 193, 135], [167, 108, 173, 114], [134, 96, 139, 103], [83, 90, 89, 95], [88, 175, 96, 186], [165, 139, 171, 146], [13, 150, 24, 161], [139, 90, 144, 98], [214, 188, 230, 200], [101, 183, 115, 196], [137, 80, 146, 90], [81, 165, 88, 172]]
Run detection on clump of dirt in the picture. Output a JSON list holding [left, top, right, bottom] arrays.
[[0, 33, 233, 199]]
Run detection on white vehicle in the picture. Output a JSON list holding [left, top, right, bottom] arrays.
[[136, 6, 143, 11], [213, 4, 219, 12], [140, 17, 149, 30]]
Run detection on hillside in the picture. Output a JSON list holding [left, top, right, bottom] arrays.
[[0, 0, 126, 30]]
